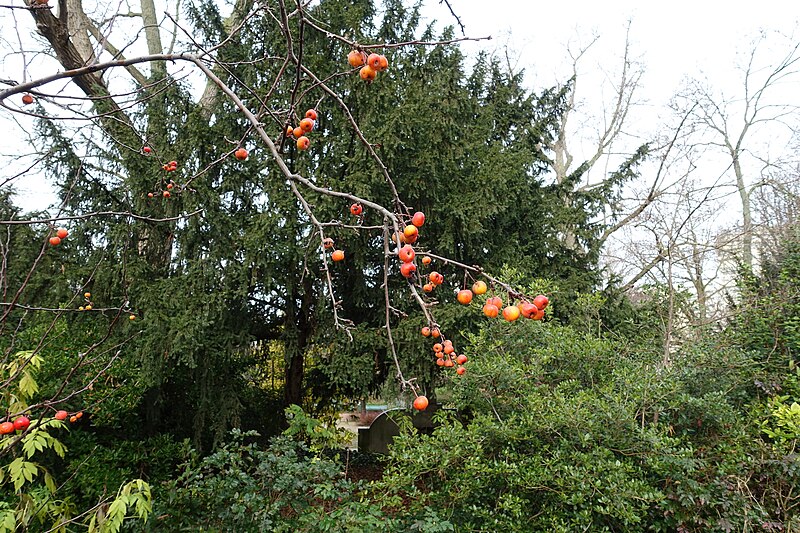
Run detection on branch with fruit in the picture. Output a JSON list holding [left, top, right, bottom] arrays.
[[0, 10, 551, 417]]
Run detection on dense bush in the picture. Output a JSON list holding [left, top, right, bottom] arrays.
[[377, 319, 798, 532], [148, 315, 800, 531], [149, 428, 441, 532]]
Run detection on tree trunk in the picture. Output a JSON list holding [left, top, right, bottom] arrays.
[[283, 266, 314, 407], [139, 0, 165, 76], [733, 154, 754, 273]]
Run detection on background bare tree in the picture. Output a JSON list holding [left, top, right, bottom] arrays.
[[545, 25, 653, 252], [673, 33, 800, 274]]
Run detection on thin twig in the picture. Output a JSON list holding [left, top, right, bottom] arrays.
[[0, 209, 203, 225]]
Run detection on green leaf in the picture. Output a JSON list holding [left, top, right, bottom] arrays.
[[44, 472, 56, 494], [18, 371, 39, 400], [0, 509, 15, 533], [8, 458, 38, 491], [52, 439, 66, 458]]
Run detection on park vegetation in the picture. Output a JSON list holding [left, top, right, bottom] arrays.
[[0, 0, 799, 530]]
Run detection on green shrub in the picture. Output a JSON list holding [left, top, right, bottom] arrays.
[[377, 320, 793, 532], [150, 428, 394, 532]]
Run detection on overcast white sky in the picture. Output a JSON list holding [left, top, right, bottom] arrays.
[[414, 1, 800, 287], [422, 0, 800, 93], [420, 0, 800, 193]]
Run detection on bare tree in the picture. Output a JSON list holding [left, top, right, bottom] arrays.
[[607, 118, 745, 358], [608, 31, 800, 347], [674, 32, 800, 274], [545, 23, 654, 251]]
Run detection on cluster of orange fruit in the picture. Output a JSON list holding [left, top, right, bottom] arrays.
[[391, 211, 468, 379], [146, 160, 179, 198], [322, 236, 344, 262], [326, 204, 360, 262], [393, 212, 424, 245], [348, 50, 389, 81], [286, 108, 318, 151], [53, 410, 83, 423], [456, 282, 549, 322], [140, 147, 177, 198], [0, 415, 29, 435], [137, 147, 180, 198], [147, 179, 178, 199], [49, 227, 69, 246], [78, 291, 93, 311], [0, 410, 84, 437], [421, 326, 469, 376], [394, 211, 426, 278], [323, 203, 419, 264], [422, 268, 442, 291]]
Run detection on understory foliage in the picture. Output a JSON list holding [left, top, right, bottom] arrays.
[[152, 430, 391, 532], [145, 302, 799, 531], [381, 322, 796, 532], [369, 233, 800, 532], [0, 350, 151, 532], [143, 235, 800, 531], [144, 231, 800, 530]]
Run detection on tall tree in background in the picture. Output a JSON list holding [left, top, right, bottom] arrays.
[[674, 34, 800, 274], [0, 0, 646, 453]]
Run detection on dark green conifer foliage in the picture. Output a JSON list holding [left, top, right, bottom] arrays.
[[16, 0, 636, 446]]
